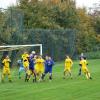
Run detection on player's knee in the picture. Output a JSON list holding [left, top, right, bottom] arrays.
[[2, 73, 6, 76], [8, 73, 11, 75]]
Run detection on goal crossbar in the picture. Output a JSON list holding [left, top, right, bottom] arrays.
[[0, 44, 43, 55]]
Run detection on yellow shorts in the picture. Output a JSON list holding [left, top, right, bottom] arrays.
[[3, 68, 11, 75], [27, 70, 34, 76], [23, 62, 29, 68], [82, 67, 89, 73], [35, 65, 44, 74], [64, 67, 71, 72]]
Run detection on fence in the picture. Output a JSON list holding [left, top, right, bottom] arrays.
[[0, 8, 76, 64]]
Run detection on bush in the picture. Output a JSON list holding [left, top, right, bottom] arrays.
[[84, 51, 100, 59]]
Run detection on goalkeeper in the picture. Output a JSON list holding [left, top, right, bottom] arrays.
[[17, 59, 25, 79]]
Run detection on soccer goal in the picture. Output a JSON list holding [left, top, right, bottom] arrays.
[[0, 44, 43, 55]]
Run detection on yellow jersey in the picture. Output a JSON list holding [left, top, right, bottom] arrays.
[[80, 59, 88, 69], [65, 58, 73, 68], [22, 53, 29, 62], [2, 58, 11, 68], [22, 53, 29, 68], [35, 58, 45, 74], [35, 58, 45, 68]]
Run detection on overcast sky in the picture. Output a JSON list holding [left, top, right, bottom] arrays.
[[0, 0, 99, 9]]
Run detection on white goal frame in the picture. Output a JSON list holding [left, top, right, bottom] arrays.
[[0, 44, 43, 55]]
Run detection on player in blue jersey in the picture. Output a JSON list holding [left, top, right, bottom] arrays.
[[17, 59, 25, 79], [27, 51, 37, 82], [42, 56, 54, 81]]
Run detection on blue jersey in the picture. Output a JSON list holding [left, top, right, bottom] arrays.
[[45, 59, 54, 68], [45, 59, 54, 73], [29, 54, 35, 70], [17, 60, 23, 68]]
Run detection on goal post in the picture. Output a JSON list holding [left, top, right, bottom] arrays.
[[0, 44, 43, 55]]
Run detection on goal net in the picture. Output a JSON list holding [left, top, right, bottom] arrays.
[[0, 44, 43, 81]]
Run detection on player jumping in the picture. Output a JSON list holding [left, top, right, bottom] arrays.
[[27, 51, 37, 82], [35, 55, 45, 82], [21, 51, 29, 82]]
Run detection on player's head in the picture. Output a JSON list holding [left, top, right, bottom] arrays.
[[32, 51, 36, 54], [17, 60, 22, 63], [66, 55, 69, 59], [34, 55, 37, 59], [45, 55, 49, 60], [24, 51, 28, 54], [6, 55, 9, 59], [38, 55, 42, 59], [48, 56, 52, 60], [81, 57, 84, 60], [34, 55, 38, 59]]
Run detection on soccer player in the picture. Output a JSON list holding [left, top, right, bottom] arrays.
[[42, 56, 54, 81], [79, 57, 92, 80], [64, 55, 73, 79], [1, 55, 12, 82], [27, 51, 37, 82], [78, 53, 86, 76], [35, 55, 45, 82], [17, 59, 25, 79], [21, 51, 29, 82]]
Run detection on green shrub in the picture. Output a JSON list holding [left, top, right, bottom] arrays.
[[85, 51, 100, 59]]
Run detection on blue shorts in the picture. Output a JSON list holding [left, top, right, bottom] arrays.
[[29, 66, 34, 71], [19, 67, 25, 72], [45, 67, 52, 74]]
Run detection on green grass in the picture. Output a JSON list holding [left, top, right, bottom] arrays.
[[0, 59, 100, 100]]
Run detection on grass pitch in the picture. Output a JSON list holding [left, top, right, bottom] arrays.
[[0, 59, 100, 100]]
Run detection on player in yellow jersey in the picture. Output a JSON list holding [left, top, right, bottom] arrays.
[[35, 55, 45, 81], [22, 52, 29, 71], [1, 55, 12, 82], [64, 56, 73, 79], [79, 57, 92, 80], [21, 51, 29, 82]]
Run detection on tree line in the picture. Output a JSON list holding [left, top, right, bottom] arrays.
[[0, 0, 100, 61]]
